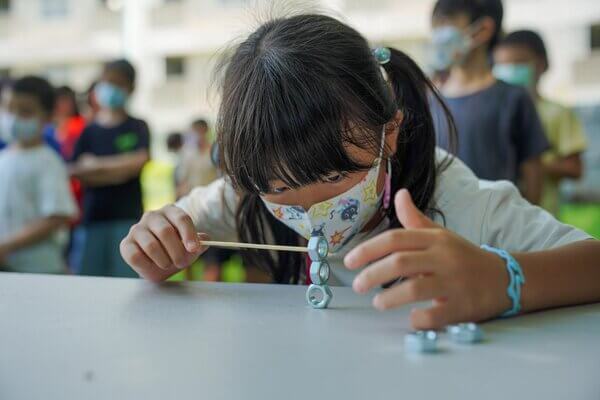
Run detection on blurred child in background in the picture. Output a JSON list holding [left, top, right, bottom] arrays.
[[429, 0, 548, 205], [177, 119, 223, 281], [1, 79, 62, 154], [70, 59, 150, 278], [0, 76, 77, 273], [494, 30, 587, 216], [47, 86, 86, 160], [166, 131, 184, 201], [176, 119, 218, 198]]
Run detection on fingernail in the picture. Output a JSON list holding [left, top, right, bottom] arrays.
[[344, 253, 356, 268], [373, 295, 385, 310], [352, 278, 366, 294], [185, 240, 199, 252]]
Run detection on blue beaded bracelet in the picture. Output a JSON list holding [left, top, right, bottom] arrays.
[[480, 245, 526, 317]]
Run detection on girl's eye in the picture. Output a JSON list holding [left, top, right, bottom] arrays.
[[325, 174, 343, 183], [272, 187, 289, 194]]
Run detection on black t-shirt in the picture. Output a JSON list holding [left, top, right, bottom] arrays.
[[72, 116, 150, 224], [432, 81, 549, 182]]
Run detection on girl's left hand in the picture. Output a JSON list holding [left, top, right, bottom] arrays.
[[344, 189, 512, 330]]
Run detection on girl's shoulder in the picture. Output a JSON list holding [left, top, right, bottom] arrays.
[[432, 148, 591, 250]]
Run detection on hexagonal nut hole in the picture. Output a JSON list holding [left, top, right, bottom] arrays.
[[306, 284, 333, 309]]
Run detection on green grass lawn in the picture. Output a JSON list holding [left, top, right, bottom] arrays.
[[560, 203, 600, 239]]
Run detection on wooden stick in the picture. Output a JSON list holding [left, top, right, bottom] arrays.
[[197, 239, 308, 253]]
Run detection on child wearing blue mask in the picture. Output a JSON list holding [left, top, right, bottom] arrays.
[[70, 59, 150, 277], [0, 76, 77, 273], [120, 15, 600, 330], [428, 0, 549, 206], [494, 30, 587, 216]]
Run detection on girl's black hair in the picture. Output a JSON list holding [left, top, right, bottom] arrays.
[[216, 14, 456, 284]]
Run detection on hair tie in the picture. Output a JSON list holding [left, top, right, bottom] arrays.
[[372, 47, 391, 65]]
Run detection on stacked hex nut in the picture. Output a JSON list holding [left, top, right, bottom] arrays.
[[306, 235, 332, 309]]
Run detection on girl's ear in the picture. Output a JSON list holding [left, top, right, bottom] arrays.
[[384, 110, 403, 155]]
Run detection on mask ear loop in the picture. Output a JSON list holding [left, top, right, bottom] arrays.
[[373, 46, 394, 211], [383, 157, 392, 210]]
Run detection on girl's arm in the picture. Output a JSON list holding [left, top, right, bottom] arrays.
[[344, 190, 600, 330], [516, 240, 600, 312], [0, 216, 72, 261]]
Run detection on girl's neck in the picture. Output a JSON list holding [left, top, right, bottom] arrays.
[[96, 108, 127, 127], [443, 48, 495, 97]]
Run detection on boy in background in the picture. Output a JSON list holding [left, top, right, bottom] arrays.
[[70, 59, 150, 277], [494, 30, 587, 216], [0, 76, 77, 273], [429, 0, 549, 204]]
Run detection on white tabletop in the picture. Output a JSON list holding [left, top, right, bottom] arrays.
[[1, 272, 599, 400]]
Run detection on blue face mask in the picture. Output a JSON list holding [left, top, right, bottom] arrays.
[[5, 114, 42, 142], [95, 81, 128, 110], [493, 63, 534, 87], [429, 26, 473, 71]]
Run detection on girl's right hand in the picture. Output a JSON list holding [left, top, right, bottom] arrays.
[[120, 205, 208, 282]]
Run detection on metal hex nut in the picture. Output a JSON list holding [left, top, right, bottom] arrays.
[[309, 260, 331, 285], [404, 330, 438, 353], [306, 284, 333, 309], [446, 323, 484, 344], [308, 235, 328, 261]]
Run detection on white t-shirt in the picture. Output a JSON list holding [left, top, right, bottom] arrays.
[[0, 146, 78, 274], [177, 149, 591, 286]]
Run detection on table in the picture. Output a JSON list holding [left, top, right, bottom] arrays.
[[1, 273, 599, 400]]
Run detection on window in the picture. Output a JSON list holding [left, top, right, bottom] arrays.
[[100, 0, 123, 12], [591, 23, 600, 51], [41, 0, 69, 18], [166, 56, 185, 78], [0, 0, 10, 14]]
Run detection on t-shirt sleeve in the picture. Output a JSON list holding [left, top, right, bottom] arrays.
[[513, 89, 550, 164], [134, 119, 150, 152], [175, 178, 239, 242], [480, 180, 591, 251], [37, 154, 78, 220], [433, 150, 592, 251]]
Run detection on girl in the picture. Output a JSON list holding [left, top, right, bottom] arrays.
[[120, 14, 600, 330]]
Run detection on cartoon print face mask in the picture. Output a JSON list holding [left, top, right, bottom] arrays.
[[261, 128, 391, 254]]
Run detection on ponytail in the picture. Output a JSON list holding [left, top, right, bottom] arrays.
[[382, 47, 456, 226]]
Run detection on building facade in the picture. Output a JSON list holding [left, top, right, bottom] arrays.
[[0, 0, 599, 157]]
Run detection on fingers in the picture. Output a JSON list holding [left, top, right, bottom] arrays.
[[163, 206, 202, 253], [119, 205, 211, 282], [120, 240, 178, 282], [352, 251, 433, 294], [345, 229, 439, 270], [410, 303, 454, 330], [372, 276, 445, 311], [146, 214, 192, 269], [395, 189, 438, 229], [133, 228, 173, 270]]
